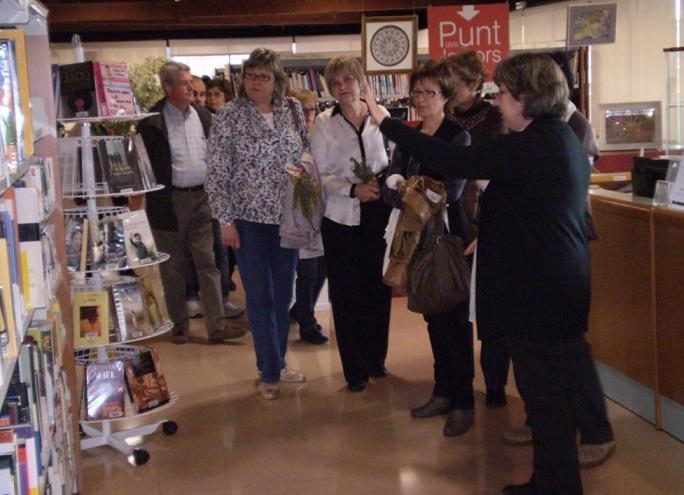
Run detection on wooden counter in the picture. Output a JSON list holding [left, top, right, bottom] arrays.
[[589, 189, 684, 440]]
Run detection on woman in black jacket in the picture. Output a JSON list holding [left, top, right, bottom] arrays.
[[365, 52, 609, 495], [382, 59, 474, 437]]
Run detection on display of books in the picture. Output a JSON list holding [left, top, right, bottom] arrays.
[[124, 348, 170, 414], [84, 360, 125, 420], [120, 210, 158, 266], [72, 290, 110, 348], [110, 279, 153, 341]]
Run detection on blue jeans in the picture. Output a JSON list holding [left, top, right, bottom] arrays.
[[233, 220, 298, 383]]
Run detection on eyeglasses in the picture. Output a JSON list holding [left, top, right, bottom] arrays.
[[244, 72, 274, 82], [409, 90, 441, 99]]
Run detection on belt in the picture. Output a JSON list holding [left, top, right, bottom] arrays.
[[172, 184, 204, 192]]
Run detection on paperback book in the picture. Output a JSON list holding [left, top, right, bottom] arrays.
[[58, 62, 99, 119], [72, 290, 110, 348], [120, 210, 158, 266], [137, 266, 170, 328], [64, 216, 85, 273], [85, 360, 125, 420], [124, 348, 170, 413], [110, 279, 153, 341], [91, 216, 126, 271], [98, 138, 143, 194]]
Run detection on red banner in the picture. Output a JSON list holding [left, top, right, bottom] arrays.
[[428, 3, 510, 79]]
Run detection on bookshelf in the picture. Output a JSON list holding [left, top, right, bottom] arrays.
[[0, 1, 80, 493]]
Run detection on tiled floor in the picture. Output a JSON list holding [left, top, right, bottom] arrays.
[[80, 297, 684, 494]]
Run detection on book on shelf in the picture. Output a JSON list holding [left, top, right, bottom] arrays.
[[120, 209, 158, 266], [124, 348, 170, 413], [110, 279, 153, 341], [64, 216, 85, 273], [125, 134, 158, 191], [58, 61, 99, 119], [91, 61, 137, 117], [14, 186, 48, 309], [72, 290, 110, 348], [79, 218, 89, 272], [0, 29, 33, 173], [97, 137, 143, 194], [84, 360, 125, 420], [137, 265, 170, 328], [91, 215, 127, 271]]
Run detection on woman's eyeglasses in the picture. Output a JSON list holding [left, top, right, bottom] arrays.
[[244, 72, 274, 82], [409, 90, 441, 99]]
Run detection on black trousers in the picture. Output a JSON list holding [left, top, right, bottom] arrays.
[[480, 333, 510, 390], [321, 201, 392, 385], [509, 335, 609, 495], [424, 301, 474, 409]]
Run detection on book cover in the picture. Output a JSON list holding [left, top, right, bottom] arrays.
[[58, 62, 99, 119], [125, 135, 157, 191], [72, 290, 109, 348], [64, 216, 84, 273], [0, 247, 18, 360], [93, 61, 137, 117], [0, 30, 33, 172], [97, 138, 142, 194], [110, 279, 153, 341], [124, 348, 170, 413], [120, 210, 158, 266], [137, 265, 170, 329], [84, 360, 125, 420], [92, 216, 126, 271]]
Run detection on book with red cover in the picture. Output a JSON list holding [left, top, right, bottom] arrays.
[[124, 348, 170, 413]]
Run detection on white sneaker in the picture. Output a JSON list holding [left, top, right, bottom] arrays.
[[280, 368, 306, 383], [186, 299, 202, 318], [224, 299, 244, 318]]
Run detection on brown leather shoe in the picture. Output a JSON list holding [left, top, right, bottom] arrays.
[[443, 409, 474, 437], [209, 326, 246, 342], [579, 440, 616, 468]]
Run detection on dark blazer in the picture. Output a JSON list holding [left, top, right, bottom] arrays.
[[380, 116, 591, 342], [137, 98, 213, 231]]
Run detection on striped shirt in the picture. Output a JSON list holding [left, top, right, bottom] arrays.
[[163, 101, 207, 188]]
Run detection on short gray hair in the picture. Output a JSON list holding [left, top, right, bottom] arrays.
[[159, 61, 191, 88]]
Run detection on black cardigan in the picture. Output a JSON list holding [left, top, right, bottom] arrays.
[[380, 116, 591, 342]]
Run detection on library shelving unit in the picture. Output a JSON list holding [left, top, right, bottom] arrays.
[[58, 59, 178, 464], [0, 1, 81, 493]]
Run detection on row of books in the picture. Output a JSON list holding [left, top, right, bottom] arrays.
[[287, 68, 332, 99], [65, 208, 160, 273], [72, 268, 170, 348], [0, 163, 60, 364], [0, 306, 77, 495], [78, 347, 170, 420], [366, 73, 411, 100], [55, 60, 139, 120], [60, 134, 158, 198]]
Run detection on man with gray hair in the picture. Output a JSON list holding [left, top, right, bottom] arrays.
[[137, 61, 245, 344]]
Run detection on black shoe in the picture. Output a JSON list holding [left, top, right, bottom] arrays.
[[369, 366, 388, 378], [486, 387, 507, 408], [300, 328, 329, 345], [347, 381, 368, 393], [502, 481, 535, 494], [443, 409, 474, 437], [411, 396, 451, 418]]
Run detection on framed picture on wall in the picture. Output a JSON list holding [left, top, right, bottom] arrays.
[[362, 15, 417, 74], [567, 3, 617, 47], [598, 101, 661, 151]]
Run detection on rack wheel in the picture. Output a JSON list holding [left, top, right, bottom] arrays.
[[162, 421, 178, 436], [133, 449, 150, 466]]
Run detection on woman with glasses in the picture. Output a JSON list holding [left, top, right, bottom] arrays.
[[310, 56, 393, 392], [382, 59, 474, 436], [445, 50, 509, 410], [365, 52, 608, 495], [205, 48, 308, 400]]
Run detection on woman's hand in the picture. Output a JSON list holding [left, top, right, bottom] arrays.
[[221, 223, 241, 249], [355, 181, 381, 202], [362, 83, 387, 126]]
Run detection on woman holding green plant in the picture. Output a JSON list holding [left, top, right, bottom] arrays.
[[310, 55, 393, 392]]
